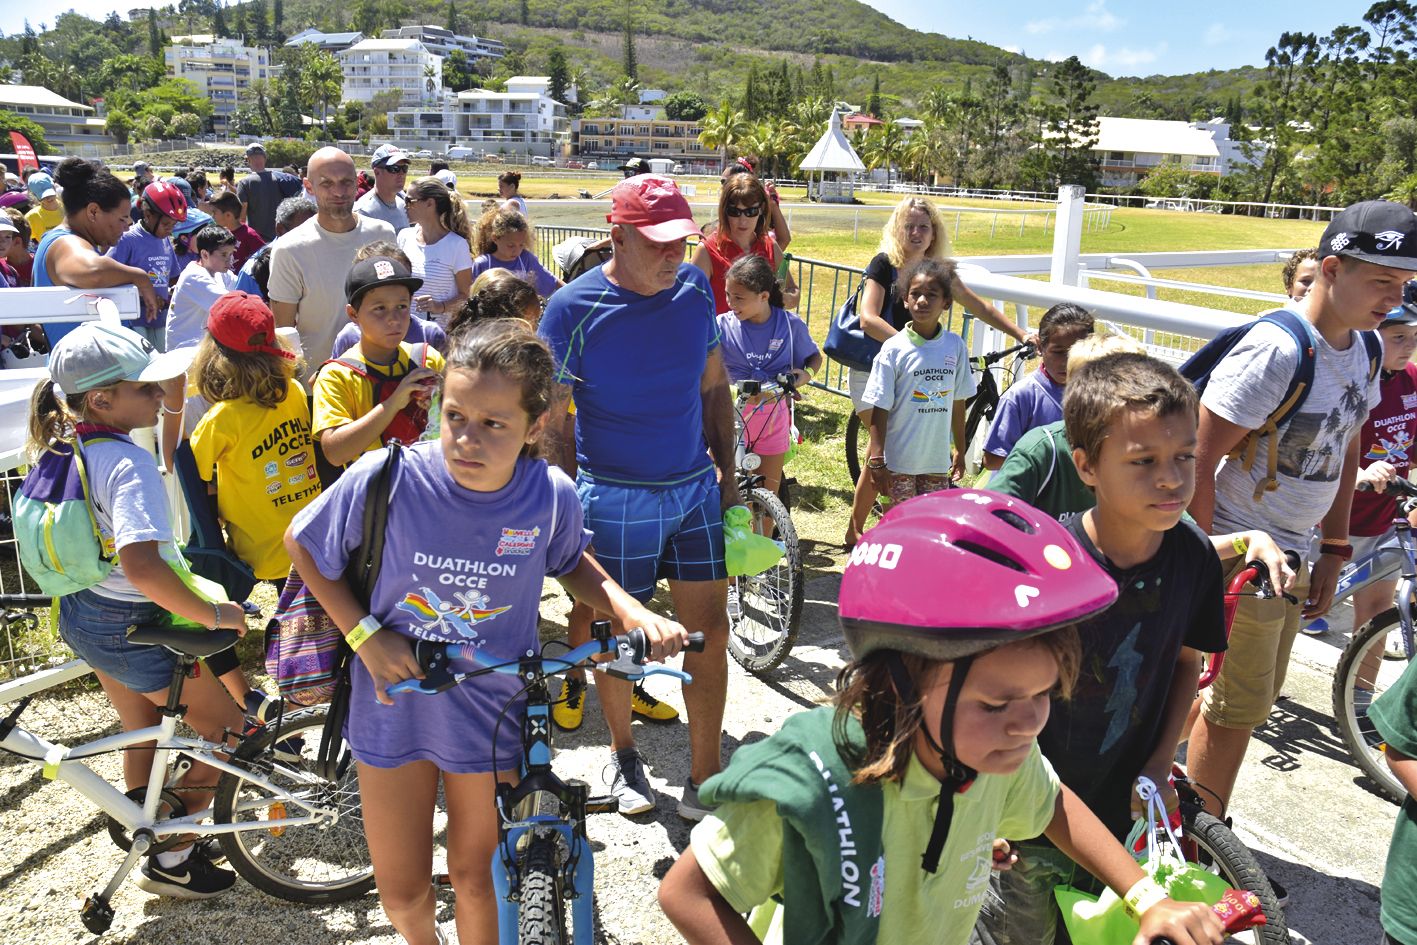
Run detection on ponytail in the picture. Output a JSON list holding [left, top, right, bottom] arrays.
[[26, 379, 85, 460]]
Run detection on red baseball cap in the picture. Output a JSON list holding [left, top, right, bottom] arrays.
[[607, 174, 699, 243], [209, 292, 297, 361]]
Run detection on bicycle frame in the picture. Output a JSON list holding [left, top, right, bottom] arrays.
[[732, 377, 794, 485], [1307, 517, 1417, 656]]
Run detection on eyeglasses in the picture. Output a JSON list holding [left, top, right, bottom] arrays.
[[382, 164, 410, 175], [726, 205, 763, 218]]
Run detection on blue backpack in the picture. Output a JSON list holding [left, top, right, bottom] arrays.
[[13, 430, 124, 596], [1179, 309, 1382, 499]]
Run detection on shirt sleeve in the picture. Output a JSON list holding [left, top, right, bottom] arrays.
[[996, 743, 1062, 841], [449, 238, 474, 275], [953, 337, 978, 401], [287, 453, 379, 581], [266, 241, 304, 306], [862, 346, 895, 410], [1182, 525, 1229, 654], [987, 426, 1049, 502], [236, 177, 250, 203], [1371, 640, 1417, 757], [788, 313, 820, 366], [311, 367, 362, 437], [863, 253, 894, 294], [1199, 324, 1300, 430], [688, 800, 785, 914], [105, 233, 131, 265], [544, 468, 593, 577], [538, 293, 577, 387], [102, 454, 173, 551]]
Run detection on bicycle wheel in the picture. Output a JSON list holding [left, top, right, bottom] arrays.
[[518, 834, 567, 945], [214, 705, 375, 903], [727, 487, 804, 675], [845, 409, 865, 486], [1332, 606, 1413, 804], [1180, 806, 1288, 945]]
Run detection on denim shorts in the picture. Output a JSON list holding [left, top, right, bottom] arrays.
[[59, 588, 180, 694], [576, 469, 727, 603]]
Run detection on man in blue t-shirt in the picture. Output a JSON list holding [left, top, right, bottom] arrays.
[[539, 175, 737, 821]]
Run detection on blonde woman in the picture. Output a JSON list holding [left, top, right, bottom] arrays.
[[845, 197, 1036, 548], [398, 177, 474, 327]]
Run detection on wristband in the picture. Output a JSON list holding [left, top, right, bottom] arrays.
[[163, 404, 183, 415], [1122, 876, 1169, 920], [211, 601, 223, 629], [1319, 543, 1353, 560], [347, 614, 382, 652], [1231, 535, 1248, 558]]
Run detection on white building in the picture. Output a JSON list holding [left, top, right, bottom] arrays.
[[387, 76, 568, 156], [0, 85, 112, 152], [1092, 117, 1226, 188], [339, 38, 444, 108], [381, 25, 505, 62], [164, 34, 274, 135], [284, 29, 364, 54]]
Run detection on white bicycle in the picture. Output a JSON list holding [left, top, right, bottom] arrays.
[[0, 594, 373, 934]]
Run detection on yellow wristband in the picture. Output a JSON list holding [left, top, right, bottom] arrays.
[[1122, 876, 1169, 920], [346, 615, 381, 653], [1232, 535, 1248, 558]]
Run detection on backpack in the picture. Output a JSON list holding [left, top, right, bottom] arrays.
[[13, 430, 124, 596], [322, 343, 432, 450], [1179, 309, 1382, 500], [171, 440, 259, 603]]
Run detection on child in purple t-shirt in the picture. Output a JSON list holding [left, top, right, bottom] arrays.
[[716, 255, 822, 500], [286, 319, 690, 944], [983, 302, 1094, 470]]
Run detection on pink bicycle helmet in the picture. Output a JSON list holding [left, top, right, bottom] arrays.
[[142, 180, 188, 222]]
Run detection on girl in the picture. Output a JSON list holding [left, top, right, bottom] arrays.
[[845, 197, 1035, 546], [691, 172, 801, 313], [285, 320, 690, 945], [31, 321, 248, 898], [448, 268, 544, 336], [1282, 248, 1319, 303], [498, 169, 528, 218], [982, 302, 1095, 469], [399, 177, 475, 326], [863, 259, 974, 505], [470, 207, 562, 299], [658, 490, 1224, 945], [717, 255, 822, 499]]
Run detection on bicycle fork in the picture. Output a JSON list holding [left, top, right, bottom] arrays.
[[490, 825, 595, 944]]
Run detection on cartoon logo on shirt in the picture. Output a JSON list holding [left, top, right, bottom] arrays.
[[397, 587, 511, 642], [1404, 394, 1417, 411], [495, 525, 540, 557], [909, 388, 951, 404], [1367, 431, 1415, 464], [264, 460, 279, 478], [766, 337, 784, 353], [265, 481, 282, 495]]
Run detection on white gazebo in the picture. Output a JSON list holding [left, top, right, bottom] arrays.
[[798, 110, 866, 203]]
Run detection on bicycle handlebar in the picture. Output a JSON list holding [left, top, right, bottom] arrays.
[[977, 342, 1036, 365], [0, 595, 53, 609], [734, 372, 798, 398]]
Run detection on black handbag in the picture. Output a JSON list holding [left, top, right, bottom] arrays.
[[822, 276, 882, 372]]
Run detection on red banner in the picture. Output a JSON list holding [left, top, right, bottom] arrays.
[[9, 132, 39, 174]]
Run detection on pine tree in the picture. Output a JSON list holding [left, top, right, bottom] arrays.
[[231, 3, 245, 38], [520, 0, 529, 26], [867, 75, 881, 117], [447, 0, 457, 33], [273, 0, 284, 41], [743, 64, 761, 120], [621, 2, 637, 80], [213, 2, 227, 38], [147, 9, 161, 58], [254, 0, 270, 41], [547, 46, 570, 104]]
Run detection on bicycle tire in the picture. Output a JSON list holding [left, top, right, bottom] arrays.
[[214, 704, 375, 903], [1332, 606, 1411, 804], [845, 409, 865, 486], [1180, 805, 1288, 945], [727, 487, 805, 675], [518, 834, 567, 945]]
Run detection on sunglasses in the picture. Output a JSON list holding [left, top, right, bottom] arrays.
[[726, 205, 763, 218], [382, 164, 410, 174]]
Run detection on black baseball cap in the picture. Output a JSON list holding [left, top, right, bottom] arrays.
[[1320, 200, 1417, 271], [346, 256, 423, 307]]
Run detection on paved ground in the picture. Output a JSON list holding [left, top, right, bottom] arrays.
[[0, 555, 1401, 944]]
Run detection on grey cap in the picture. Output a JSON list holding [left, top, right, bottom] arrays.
[[132, 160, 152, 174], [49, 322, 196, 394], [371, 143, 413, 169], [0, 218, 18, 236], [245, 142, 266, 155]]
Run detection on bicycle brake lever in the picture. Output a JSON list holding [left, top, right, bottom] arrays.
[[592, 657, 693, 684], [388, 672, 460, 696]]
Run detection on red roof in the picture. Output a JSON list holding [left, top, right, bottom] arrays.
[[843, 113, 884, 126]]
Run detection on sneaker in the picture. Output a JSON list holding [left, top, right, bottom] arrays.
[[243, 690, 283, 727], [631, 683, 679, 723], [192, 836, 227, 865], [1267, 875, 1289, 909], [726, 583, 742, 622], [272, 734, 306, 765], [677, 778, 718, 822], [1300, 618, 1328, 635], [552, 676, 586, 731], [605, 748, 656, 815], [136, 845, 237, 899]]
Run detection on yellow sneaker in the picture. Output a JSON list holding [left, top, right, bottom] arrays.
[[552, 676, 586, 731], [631, 683, 679, 723]]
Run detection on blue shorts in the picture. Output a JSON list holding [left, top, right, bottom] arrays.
[[576, 470, 727, 602], [59, 588, 182, 694]]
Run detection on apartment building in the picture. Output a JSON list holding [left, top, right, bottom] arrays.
[[381, 25, 505, 62], [339, 38, 444, 107], [284, 29, 365, 54], [164, 34, 274, 135], [0, 85, 112, 151], [572, 117, 710, 163], [387, 76, 567, 155], [1092, 117, 1225, 188]]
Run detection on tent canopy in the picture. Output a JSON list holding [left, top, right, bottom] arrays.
[[799, 111, 865, 174]]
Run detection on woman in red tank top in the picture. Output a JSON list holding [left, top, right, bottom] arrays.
[[691, 172, 800, 314]]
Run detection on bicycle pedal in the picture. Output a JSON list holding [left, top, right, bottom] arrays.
[[585, 794, 618, 814], [80, 895, 115, 934]]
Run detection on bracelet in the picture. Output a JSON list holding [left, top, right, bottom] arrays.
[[163, 404, 183, 415], [211, 601, 223, 629], [346, 614, 382, 653], [1319, 537, 1350, 546], [1231, 535, 1248, 558], [1121, 876, 1169, 921], [1319, 543, 1353, 560]]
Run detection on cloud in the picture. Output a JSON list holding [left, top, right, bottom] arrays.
[[1204, 23, 1232, 46], [1026, 1, 1123, 36], [1001, 44, 1022, 54], [1044, 51, 1068, 62], [1084, 42, 1168, 69]]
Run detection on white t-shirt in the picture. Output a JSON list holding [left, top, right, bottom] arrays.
[[503, 195, 528, 218], [166, 261, 233, 353], [267, 213, 396, 379], [398, 227, 473, 325], [1205, 319, 1382, 551], [863, 326, 976, 475], [86, 438, 185, 603]]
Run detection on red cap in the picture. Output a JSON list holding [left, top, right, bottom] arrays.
[[606, 174, 699, 243], [208, 292, 297, 361]]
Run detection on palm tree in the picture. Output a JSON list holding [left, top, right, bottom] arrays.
[[862, 122, 906, 187], [301, 51, 342, 127], [698, 101, 749, 166], [902, 121, 944, 185]]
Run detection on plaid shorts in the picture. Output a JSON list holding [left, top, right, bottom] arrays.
[[576, 469, 728, 602]]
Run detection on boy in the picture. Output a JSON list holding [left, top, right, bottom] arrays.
[[311, 255, 445, 474], [979, 352, 1230, 945], [208, 191, 265, 271], [330, 241, 448, 356], [24, 173, 62, 245], [109, 181, 186, 349], [1373, 664, 1417, 945], [167, 225, 237, 355]]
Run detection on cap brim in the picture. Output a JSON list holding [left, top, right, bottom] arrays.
[[1336, 250, 1417, 272], [128, 344, 197, 383], [36, 188, 56, 200], [350, 276, 424, 305], [635, 218, 701, 242]]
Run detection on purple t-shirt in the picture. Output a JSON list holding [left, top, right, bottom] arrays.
[[289, 444, 591, 772], [470, 250, 559, 298], [106, 222, 177, 329], [331, 314, 448, 358], [984, 367, 1065, 459], [716, 306, 818, 383]]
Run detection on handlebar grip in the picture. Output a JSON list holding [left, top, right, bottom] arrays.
[[685, 632, 706, 653], [623, 628, 649, 664], [1358, 481, 1375, 493], [0, 595, 54, 609]]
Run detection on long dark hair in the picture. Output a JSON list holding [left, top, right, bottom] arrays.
[[724, 254, 784, 309], [54, 157, 130, 216]]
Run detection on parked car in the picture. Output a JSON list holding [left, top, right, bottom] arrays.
[[672, 162, 685, 174], [531, 155, 555, 167], [587, 161, 599, 171], [566, 160, 587, 169], [447, 146, 477, 160], [413, 149, 433, 158], [483, 154, 504, 164]]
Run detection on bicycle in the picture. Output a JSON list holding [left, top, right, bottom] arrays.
[[391, 619, 705, 945], [0, 594, 373, 935], [1322, 477, 1417, 804], [843, 340, 1036, 486], [728, 375, 805, 675]]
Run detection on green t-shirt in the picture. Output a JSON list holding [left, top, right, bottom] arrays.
[[985, 420, 1094, 521], [690, 743, 1060, 945], [1371, 662, 1417, 945]]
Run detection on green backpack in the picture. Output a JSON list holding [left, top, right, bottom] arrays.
[[14, 431, 123, 597]]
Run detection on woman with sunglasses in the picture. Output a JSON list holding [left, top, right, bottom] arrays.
[[691, 172, 801, 314], [398, 177, 475, 327]]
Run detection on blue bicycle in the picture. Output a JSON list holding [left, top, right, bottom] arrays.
[[389, 620, 704, 945]]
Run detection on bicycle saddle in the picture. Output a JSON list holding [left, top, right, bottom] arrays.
[[126, 625, 240, 657]]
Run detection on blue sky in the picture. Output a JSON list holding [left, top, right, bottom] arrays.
[[0, 1, 1369, 77], [861, 0, 1362, 76]]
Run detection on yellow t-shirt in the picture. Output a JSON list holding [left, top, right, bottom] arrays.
[[25, 203, 64, 244], [311, 342, 447, 455], [690, 744, 1061, 945], [189, 379, 322, 580]]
